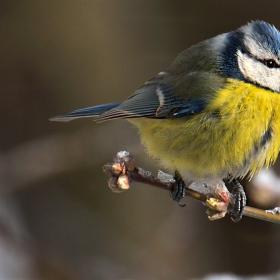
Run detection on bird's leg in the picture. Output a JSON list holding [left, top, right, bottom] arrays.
[[170, 171, 186, 207], [229, 179, 247, 222]]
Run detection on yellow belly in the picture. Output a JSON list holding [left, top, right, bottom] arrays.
[[129, 78, 280, 180]]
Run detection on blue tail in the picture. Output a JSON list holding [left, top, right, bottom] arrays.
[[50, 102, 121, 122]]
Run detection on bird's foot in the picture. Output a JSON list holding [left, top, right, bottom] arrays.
[[170, 171, 186, 207], [229, 179, 247, 222]]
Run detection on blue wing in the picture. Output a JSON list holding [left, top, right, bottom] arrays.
[[50, 71, 207, 122]]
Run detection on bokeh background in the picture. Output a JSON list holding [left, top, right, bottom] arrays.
[[2, 1, 280, 279]]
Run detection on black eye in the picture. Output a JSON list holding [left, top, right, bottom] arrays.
[[264, 59, 279, 68]]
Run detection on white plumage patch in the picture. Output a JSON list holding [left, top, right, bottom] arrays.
[[237, 49, 280, 92], [237, 23, 280, 92]]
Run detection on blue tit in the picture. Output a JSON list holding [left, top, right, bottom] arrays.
[[51, 20, 280, 221]]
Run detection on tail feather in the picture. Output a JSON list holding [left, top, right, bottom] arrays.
[[49, 102, 121, 122]]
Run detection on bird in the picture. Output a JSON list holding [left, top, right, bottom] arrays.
[[50, 20, 280, 222]]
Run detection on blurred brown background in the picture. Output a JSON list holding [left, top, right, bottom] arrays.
[[1, 1, 280, 279]]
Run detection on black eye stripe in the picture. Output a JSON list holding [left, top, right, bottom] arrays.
[[239, 51, 280, 69], [262, 59, 280, 68]]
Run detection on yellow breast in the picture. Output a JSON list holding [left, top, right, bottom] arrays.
[[130, 78, 280, 180]]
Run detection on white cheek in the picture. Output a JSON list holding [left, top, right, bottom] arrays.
[[237, 50, 280, 92]]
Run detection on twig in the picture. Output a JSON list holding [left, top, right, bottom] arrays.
[[103, 151, 280, 224]]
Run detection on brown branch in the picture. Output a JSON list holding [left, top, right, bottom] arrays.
[[103, 151, 280, 224], [129, 167, 208, 202]]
